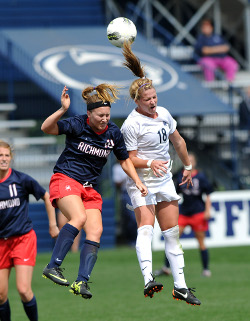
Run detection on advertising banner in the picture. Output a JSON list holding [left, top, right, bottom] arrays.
[[152, 190, 250, 250]]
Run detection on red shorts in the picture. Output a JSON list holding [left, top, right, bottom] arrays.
[[178, 212, 208, 232], [0, 229, 37, 269], [49, 173, 103, 211]]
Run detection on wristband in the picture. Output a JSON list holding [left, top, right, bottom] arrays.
[[147, 159, 154, 168], [184, 164, 192, 171]]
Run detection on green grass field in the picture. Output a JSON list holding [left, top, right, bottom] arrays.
[[8, 246, 250, 321]]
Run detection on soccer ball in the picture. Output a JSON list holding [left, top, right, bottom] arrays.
[[107, 17, 137, 48]]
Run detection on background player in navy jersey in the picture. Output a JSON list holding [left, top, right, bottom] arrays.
[[154, 152, 213, 278], [0, 140, 58, 321], [120, 42, 201, 305], [41, 84, 148, 299]]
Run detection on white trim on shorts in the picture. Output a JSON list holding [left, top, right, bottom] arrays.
[[127, 176, 180, 209]]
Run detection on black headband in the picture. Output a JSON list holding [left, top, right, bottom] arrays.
[[87, 101, 111, 110]]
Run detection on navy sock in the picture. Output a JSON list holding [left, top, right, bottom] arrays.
[[76, 240, 100, 282], [200, 249, 209, 270], [22, 296, 38, 321], [48, 223, 79, 268], [0, 299, 11, 321]]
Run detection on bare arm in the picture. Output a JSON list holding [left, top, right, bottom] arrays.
[[169, 129, 193, 188], [41, 86, 70, 135], [202, 44, 229, 55], [41, 192, 59, 238], [128, 150, 169, 178], [119, 158, 148, 196]]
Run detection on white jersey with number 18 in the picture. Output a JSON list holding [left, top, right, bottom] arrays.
[[121, 106, 177, 187]]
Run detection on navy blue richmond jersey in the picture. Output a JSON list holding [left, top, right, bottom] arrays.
[[176, 170, 213, 216], [0, 168, 46, 238], [54, 114, 129, 187]]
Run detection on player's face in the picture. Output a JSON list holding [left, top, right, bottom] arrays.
[[87, 107, 111, 132], [0, 147, 12, 172], [135, 88, 158, 118]]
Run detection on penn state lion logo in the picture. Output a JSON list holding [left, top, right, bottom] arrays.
[[33, 45, 179, 95]]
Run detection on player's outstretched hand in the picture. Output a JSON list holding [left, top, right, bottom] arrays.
[[136, 182, 148, 197], [61, 86, 70, 111], [179, 169, 193, 188]]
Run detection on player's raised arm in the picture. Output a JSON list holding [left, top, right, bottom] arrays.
[[41, 86, 70, 135]]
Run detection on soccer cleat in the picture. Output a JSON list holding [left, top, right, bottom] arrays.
[[69, 281, 92, 299], [172, 287, 201, 305], [144, 279, 163, 298], [42, 265, 70, 286]]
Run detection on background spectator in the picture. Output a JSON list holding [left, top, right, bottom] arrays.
[[195, 18, 238, 82]]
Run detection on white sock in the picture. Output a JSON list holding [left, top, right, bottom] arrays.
[[162, 225, 187, 289], [136, 225, 154, 285]]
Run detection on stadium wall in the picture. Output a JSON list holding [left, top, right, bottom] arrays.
[[153, 190, 250, 250]]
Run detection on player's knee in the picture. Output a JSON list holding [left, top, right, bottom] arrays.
[[136, 225, 153, 249], [137, 225, 153, 239], [73, 215, 87, 229], [162, 225, 184, 255], [16, 285, 33, 301], [86, 225, 103, 241], [0, 292, 8, 305]]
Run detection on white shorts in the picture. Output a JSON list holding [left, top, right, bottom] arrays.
[[127, 176, 180, 209]]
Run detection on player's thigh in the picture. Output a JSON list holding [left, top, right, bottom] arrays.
[[0, 268, 10, 303], [15, 265, 34, 301], [15, 265, 33, 291], [156, 200, 179, 230], [84, 209, 103, 242], [57, 194, 87, 227], [134, 205, 155, 228]]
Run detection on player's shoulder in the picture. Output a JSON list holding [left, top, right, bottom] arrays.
[[108, 121, 123, 136], [8, 169, 34, 186], [63, 114, 87, 124], [14, 168, 36, 181], [72, 114, 87, 123], [11, 168, 26, 179], [157, 106, 172, 116], [108, 120, 120, 130], [122, 109, 142, 128], [157, 106, 176, 125]]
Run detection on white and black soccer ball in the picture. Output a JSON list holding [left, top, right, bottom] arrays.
[[107, 17, 137, 48]]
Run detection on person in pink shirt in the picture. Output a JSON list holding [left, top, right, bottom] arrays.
[[195, 19, 238, 82]]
